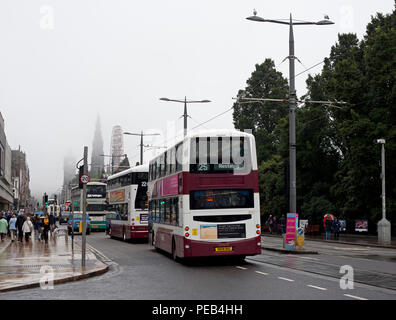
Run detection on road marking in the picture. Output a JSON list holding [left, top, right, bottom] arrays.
[[278, 277, 294, 282], [307, 285, 327, 291], [298, 256, 320, 261], [236, 266, 247, 270], [344, 294, 368, 300], [332, 247, 368, 251], [255, 271, 269, 275]]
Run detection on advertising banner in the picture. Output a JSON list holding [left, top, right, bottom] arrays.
[[339, 220, 346, 232], [162, 175, 179, 196], [355, 220, 368, 232], [285, 213, 296, 250], [110, 189, 125, 203]]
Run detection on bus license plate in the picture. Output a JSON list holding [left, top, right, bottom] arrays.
[[215, 247, 232, 252]]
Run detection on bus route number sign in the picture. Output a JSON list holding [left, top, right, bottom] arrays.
[[80, 174, 90, 184]]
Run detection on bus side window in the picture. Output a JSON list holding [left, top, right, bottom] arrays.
[[175, 144, 181, 172], [165, 199, 171, 224], [159, 200, 164, 223], [171, 198, 177, 226], [166, 151, 170, 176], [155, 200, 158, 222]]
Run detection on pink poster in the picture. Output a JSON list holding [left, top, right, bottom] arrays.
[[162, 175, 179, 196], [285, 213, 296, 250]]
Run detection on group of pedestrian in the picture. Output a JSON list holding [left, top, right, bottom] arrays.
[[265, 214, 286, 235], [324, 216, 341, 240], [0, 211, 56, 244]]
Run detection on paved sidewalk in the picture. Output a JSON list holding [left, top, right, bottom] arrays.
[[261, 235, 319, 254], [262, 232, 396, 249], [0, 240, 11, 256], [0, 232, 108, 292]]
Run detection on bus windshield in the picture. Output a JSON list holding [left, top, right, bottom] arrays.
[[87, 185, 106, 198], [135, 172, 148, 209], [189, 136, 251, 174]]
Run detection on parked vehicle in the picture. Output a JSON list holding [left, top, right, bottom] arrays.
[[68, 212, 91, 235]]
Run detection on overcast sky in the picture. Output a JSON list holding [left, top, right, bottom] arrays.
[[0, 0, 394, 199]]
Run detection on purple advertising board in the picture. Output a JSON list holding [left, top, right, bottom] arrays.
[[285, 213, 296, 250]]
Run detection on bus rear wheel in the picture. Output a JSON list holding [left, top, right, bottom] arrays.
[[123, 229, 127, 242], [172, 238, 178, 262]]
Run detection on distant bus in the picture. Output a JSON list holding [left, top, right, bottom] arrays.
[[106, 165, 149, 241], [148, 129, 261, 261], [46, 199, 60, 218], [71, 182, 109, 231]]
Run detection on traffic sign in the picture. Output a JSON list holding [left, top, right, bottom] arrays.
[[80, 174, 90, 184]]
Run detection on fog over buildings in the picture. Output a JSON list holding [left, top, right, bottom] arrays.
[[0, 0, 394, 200]]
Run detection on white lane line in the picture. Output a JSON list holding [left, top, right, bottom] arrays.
[[307, 285, 327, 291], [278, 277, 295, 282], [298, 256, 320, 261], [236, 266, 247, 270], [344, 294, 368, 301], [255, 271, 269, 275]]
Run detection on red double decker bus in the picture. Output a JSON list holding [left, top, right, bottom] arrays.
[[148, 129, 261, 261]]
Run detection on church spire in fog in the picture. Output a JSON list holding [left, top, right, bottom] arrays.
[[90, 115, 105, 179]]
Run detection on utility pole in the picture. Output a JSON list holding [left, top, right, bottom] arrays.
[[70, 183, 74, 252], [159, 97, 211, 137], [246, 11, 335, 214], [82, 146, 88, 267], [123, 131, 160, 165], [376, 139, 391, 245], [288, 15, 297, 213]]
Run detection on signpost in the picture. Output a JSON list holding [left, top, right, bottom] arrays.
[[81, 147, 88, 268]]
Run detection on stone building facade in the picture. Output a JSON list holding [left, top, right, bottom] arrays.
[[11, 147, 31, 210], [0, 112, 14, 210]]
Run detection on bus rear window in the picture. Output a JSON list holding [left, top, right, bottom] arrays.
[[190, 189, 254, 210]]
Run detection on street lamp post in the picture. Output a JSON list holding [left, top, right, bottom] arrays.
[[246, 11, 334, 214], [123, 131, 160, 165], [159, 97, 211, 137], [376, 139, 391, 245]]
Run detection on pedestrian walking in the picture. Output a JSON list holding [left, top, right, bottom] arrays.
[[9, 214, 17, 242], [273, 217, 278, 234], [49, 213, 56, 238], [325, 217, 333, 240], [16, 213, 26, 242], [333, 217, 340, 240], [22, 217, 34, 242], [5, 211, 11, 237], [266, 215, 274, 234], [280, 214, 286, 234], [42, 214, 50, 244], [0, 215, 8, 241], [35, 216, 43, 241]]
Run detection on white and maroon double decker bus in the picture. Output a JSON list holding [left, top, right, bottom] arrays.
[[148, 129, 261, 261], [106, 165, 149, 241]]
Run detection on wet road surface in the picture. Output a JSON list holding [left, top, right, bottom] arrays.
[[1, 230, 396, 300]]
